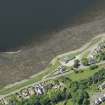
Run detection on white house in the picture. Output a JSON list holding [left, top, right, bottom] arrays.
[[34, 84, 45, 96]]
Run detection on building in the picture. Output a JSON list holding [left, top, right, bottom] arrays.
[[60, 57, 70, 64], [0, 98, 6, 105], [44, 83, 54, 91], [101, 96, 105, 102], [20, 88, 30, 99], [94, 95, 105, 105], [34, 84, 45, 96], [15, 92, 23, 101], [94, 99, 102, 105], [59, 66, 65, 74], [60, 56, 76, 64], [27, 86, 35, 96], [88, 55, 96, 65], [0, 97, 9, 105]]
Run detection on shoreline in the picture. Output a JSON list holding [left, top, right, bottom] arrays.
[[1, 34, 105, 91], [3, 50, 22, 54], [0, 33, 104, 97], [0, 15, 105, 85]]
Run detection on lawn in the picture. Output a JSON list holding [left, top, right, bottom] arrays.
[[67, 68, 100, 81]]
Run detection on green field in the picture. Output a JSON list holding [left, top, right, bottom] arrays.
[[68, 68, 100, 81]]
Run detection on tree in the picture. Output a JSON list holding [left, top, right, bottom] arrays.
[[81, 58, 89, 66], [72, 89, 89, 105], [70, 81, 79, 94], [82, 98, 90, 105], [40, 95, 51, 105], [73, 59, 80, 68], [47, 89, 58, 104], [90, 64, 98, 70], [34, 100, 41, 105]]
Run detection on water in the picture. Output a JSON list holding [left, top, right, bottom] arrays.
[[0, 0, 97, 51]]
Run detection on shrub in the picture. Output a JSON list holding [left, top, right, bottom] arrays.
[[89, 64, 98, 70], [81, 57, 89, 66]]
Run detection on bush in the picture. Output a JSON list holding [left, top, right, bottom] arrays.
[[81, 57, 89, 66], [74, 69, 79, 73], [73, 59, 80, 68], [79, 69, 84, 73], [89, 64, 98, 70]]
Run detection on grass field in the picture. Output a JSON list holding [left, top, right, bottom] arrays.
[[68, 68, 100, 81]]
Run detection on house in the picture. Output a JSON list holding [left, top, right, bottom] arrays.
[[34, 86, 43, 95], [94, 99, 102, 105], [94, 95, 105, 105], [20, 88, 30, 99], [0, 97, 9, 105], [27, 86, 35, 96], [44, 83, 54, 90], [60, 56, 76, 64], [98, 98, 102, 102], [61, 57, 70, 64], [59, 66, 65, 74], [88, 55, 96, 65], [99, 43, 105, 49], [34, 84, 45, 96], [39, 84, 45, 93], [100, 96, 105, 102], [15, 92, 23, 101], [0, 98, 6, 105]]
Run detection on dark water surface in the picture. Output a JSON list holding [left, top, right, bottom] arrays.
[[0, 0, 96, 51]]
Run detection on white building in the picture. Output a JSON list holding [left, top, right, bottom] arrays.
[[34, 84, 45, 96]]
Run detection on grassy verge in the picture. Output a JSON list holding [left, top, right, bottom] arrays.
[[67, 68, 100, 81]]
